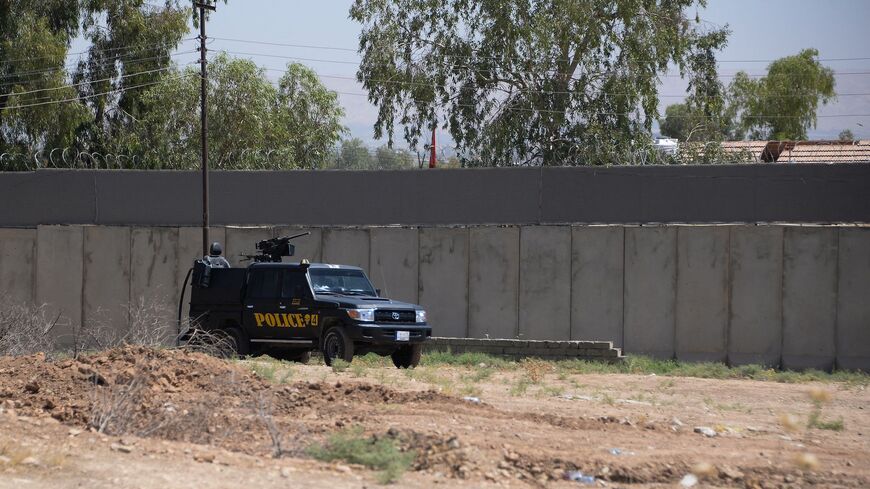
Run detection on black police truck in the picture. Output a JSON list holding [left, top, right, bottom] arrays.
[[179, 235, 431, 368]]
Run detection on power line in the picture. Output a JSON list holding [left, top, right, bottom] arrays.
[[324, 88, 870, 120], [4, 66, 177, 98], [217, 49, 870, 80], [0, 48, 197, 85], [0, 38, 197, 67], [258, 65, 870, 99], [209, 35, 870, 64], [0, 74, 192, 110]]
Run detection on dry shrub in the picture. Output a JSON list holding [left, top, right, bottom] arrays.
[[520, 358, 552, 384], [88, 366, 221, 441], [80, 297, 174, 352], [0, 302, 63, 357], [89, 374, 148, 435], [176, 327, 236, 358]]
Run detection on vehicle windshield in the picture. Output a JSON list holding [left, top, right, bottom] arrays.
[[309, 268, 377, 296]]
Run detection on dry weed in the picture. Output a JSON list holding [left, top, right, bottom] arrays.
[[794, 452, 820, 471], [520, 358, 552, 383], [0, 302, 63, 356]]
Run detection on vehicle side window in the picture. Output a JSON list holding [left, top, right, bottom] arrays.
[[248, 270, 281, 300], [282, 272, 312, 299]]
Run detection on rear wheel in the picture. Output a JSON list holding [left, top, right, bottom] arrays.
[[391, 344, 422, 369], [321, 327, 354, 366], [213, 327, 249, 358]]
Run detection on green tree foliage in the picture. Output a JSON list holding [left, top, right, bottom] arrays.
[[730, 48, 835, 140], [73, 0, 192, 155], [838, 129, 854, 142], [332, 138, 374, 169], [1, 2, 87, 154], [350, 0, 728, 166], [0, 1, 193, 162], [1, 1, 346, 170], [125, 55, 345, 169]]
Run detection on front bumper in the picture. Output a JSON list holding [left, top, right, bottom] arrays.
[[347, 323, 432, 344]]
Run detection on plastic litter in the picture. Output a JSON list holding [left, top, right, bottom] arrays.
[[680, 474, 698, 487], [461, 396, 481, 404], [609, 448, 622, 456], [565, 470, 596, 484], [694, 426, 717, 437]]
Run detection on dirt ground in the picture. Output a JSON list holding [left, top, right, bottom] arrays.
[[0, 347, 867, 488]]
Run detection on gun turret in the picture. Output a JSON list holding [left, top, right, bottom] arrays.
[[241, 232, 310, 263]]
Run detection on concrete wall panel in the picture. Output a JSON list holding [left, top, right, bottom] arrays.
[[836, 229, 870, 371], [571, 226, 624, 345], [83, 226, 131, 333], [0, 229, 36, 304], [322, 229, 370, 270], [130, 227, 179, 333], [676, 227, 730, 362], [419, 228, 468, 338], [624, 227, 677, 358], [36, 226, 83, 346], [225, 226, 273, 265], [728, 226, 783, 366], [273, 227, 323, 263], [369, 228, 419, 304], [469, 227, 519, 339], [519, 226, 571, 341], [782, 227, 837, 370]]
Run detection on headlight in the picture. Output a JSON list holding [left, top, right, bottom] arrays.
[[347, 308, 375, 322], [416, 310, 427, 323]]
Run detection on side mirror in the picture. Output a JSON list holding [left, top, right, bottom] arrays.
[[375, 288, 381, 297]]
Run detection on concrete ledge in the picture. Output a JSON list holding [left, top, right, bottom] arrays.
[[424, 337, 624, 362]]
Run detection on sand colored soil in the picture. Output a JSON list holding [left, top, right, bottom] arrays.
[[0, 347, 867, 488]]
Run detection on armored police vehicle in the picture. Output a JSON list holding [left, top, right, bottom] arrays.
[[179, 235, 431, 368]]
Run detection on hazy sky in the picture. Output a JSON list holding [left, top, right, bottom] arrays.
[[164, 0, 870, 145]]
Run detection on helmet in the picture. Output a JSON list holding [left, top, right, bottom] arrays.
[[209, 242, 223, 256]]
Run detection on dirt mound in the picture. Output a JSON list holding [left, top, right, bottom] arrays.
[[0, 346, 456, 456]]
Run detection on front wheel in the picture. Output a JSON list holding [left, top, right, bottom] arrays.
[[391, 344, 422, 369], [321, 328, 354, 366]]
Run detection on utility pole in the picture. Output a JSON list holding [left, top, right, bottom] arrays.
[[195, 1, 215, 256]]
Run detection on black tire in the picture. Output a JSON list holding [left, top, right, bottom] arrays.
[[391, 344, 422, 369], [321, 327, 354, 366], [215, 327, 249, 358]]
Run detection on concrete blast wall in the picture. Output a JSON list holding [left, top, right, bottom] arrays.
[[0, 224, 868, 370]]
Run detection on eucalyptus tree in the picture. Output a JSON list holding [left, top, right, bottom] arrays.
[[350, 0, 729, 166]]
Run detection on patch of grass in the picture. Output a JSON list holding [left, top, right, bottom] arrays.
[[554, 356, 870, 385], [250, 361, 279, 382], [811, 418, 844, 431], [806, 389, 844, 431], [459, 382, 482, 398], [331, 359, 350, 373], [422, 350, 514, 369], [307, 427, 414, 484], [349, 363, 368, 378], [540, 385, 565, 397], [509, 377, 531, 396], [354, 353, 392, 368]]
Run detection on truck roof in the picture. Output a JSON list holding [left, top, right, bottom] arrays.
[[247, 262, 364, 271]]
